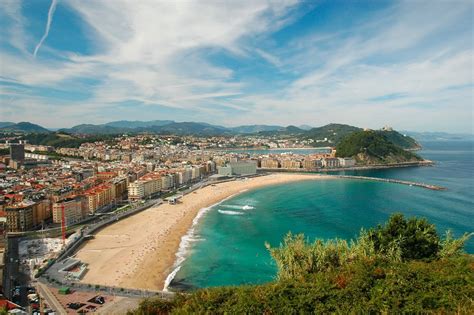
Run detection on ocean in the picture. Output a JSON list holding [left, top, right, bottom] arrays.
[[169, 140, 474, 290]]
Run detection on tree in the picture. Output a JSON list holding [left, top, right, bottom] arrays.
[[364, 213, 440, 260]]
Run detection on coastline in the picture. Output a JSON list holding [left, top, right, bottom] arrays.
[[75, 173, 333, 291]]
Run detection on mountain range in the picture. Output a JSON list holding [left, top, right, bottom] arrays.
[[0, 120, 424, 150]]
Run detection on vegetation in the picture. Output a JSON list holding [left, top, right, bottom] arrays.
[[379, 130, 420, 150], [0, 121, 50, 133], [335, 130, 422, 164], [22, 132, 117, 148], [129, 214, 473, 314], [304, 123, 361, 146]]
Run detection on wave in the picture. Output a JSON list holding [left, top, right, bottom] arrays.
[[163, 192, 241, 291], [218, 210, 244, 215], [221, 204, 255, 210]]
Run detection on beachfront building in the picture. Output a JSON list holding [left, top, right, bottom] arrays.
[[261, 158, 280, 169], [52, 197, 87, 225], [161, 174, 175, 191], [303, 158, 323, 170], [229, 161, 257, 175], [338, 157, 356, 167], [281, 159, 302, 169], [111, 176, 128, 200], [85, 183, 114, 213], [217, 161, 257, 176], [128, 178, 162, 201], [322, 158, 340, 168], [191, 166, 201, 180]]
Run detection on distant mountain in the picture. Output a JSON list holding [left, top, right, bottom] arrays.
[[104, 120, 175, 128], [0, 122, 15, 128], [52, 121, 422, 148], [230, 125, 283, 134], [139, 122, 229, 136], [403, 131, 474, 142], [60, 124, 129, 134], [0, 122, 50, 133], [298, 124, 313, 130], [335, 130, 422, 164]]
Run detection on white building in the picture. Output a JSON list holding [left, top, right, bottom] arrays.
[[338, 157, 356, 167]]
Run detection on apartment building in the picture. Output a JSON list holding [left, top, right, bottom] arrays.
[[52, 197, 87, 225], [281, 159, 302, 169], [128, 178, 162, 201], [6, 203, 33, 232], [303, 159, 323, 169], [338, 157, 356, 167], [261, 158, 280, 169], [85, 183, 114, 213], [322, 158, 340, 168]]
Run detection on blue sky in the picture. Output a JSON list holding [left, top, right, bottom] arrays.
[[0, 0, 472, 132]]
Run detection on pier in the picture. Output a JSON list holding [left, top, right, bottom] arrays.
[[332, 175, 446, 190]]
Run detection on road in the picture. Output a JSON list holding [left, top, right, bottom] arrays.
[[36, 282, 67, 314]]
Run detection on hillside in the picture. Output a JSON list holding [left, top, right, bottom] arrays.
[[379, 130, 420, 149], [256, 125, 306, 136], [59, 124, 130, 134], [335, 130, 422, 164], [0, 122, 50, 133], [130, 215, 473, 314], [2, 121, 422, 148], [0, 122, 15, 128], [230, 125, 283, 134], [22, 133, 116, 148], [104, 120, 175, 128], [304, 123, 362, 146]]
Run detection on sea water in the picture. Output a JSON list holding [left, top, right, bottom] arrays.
[[169, 141, 474, 290]]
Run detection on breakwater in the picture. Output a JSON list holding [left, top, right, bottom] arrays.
[[333, 175, 446, 191]]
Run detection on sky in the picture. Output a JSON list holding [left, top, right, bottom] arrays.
[[0, 0, 473, 132]]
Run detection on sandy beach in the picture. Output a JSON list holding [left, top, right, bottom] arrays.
[[75, 173, 332, 290]]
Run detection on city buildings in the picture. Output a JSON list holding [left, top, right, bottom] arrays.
[[52, 197, 87, 225]]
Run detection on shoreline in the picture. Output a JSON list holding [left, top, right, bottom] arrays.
[[75, 173, 333, 291]]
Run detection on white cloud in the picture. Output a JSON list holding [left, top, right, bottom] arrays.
[[0, 0, 472, 132]]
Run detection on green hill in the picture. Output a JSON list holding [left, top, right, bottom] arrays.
[[0, 122, 50, 133], [335, 130, 422, 164], [304, 123, 362, 146], [22, 132, 115, 148], [378, 129, 420, 149], [129, 215, 473, 314]]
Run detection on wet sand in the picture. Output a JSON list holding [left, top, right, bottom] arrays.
[[75, 173, 332, 290]]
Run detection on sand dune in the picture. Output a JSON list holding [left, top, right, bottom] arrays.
[[75, 173, 332, 290]]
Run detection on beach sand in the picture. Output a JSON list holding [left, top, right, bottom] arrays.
[[75, 173, 332, 290]]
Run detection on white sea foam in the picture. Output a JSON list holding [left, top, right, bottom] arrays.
[[221, 204, 255, 210], [163, 192, 240, 291], [221, 204, 244, 209], [218, 210, 244, 215]]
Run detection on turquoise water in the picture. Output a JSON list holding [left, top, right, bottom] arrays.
[[170, 141, 473, 290]]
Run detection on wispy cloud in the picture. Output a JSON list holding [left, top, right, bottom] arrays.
[[33, 0, 58, 57], [0, 0, 472, 132]]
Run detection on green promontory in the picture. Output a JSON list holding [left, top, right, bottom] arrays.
[[335, 130, 422, 164]]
